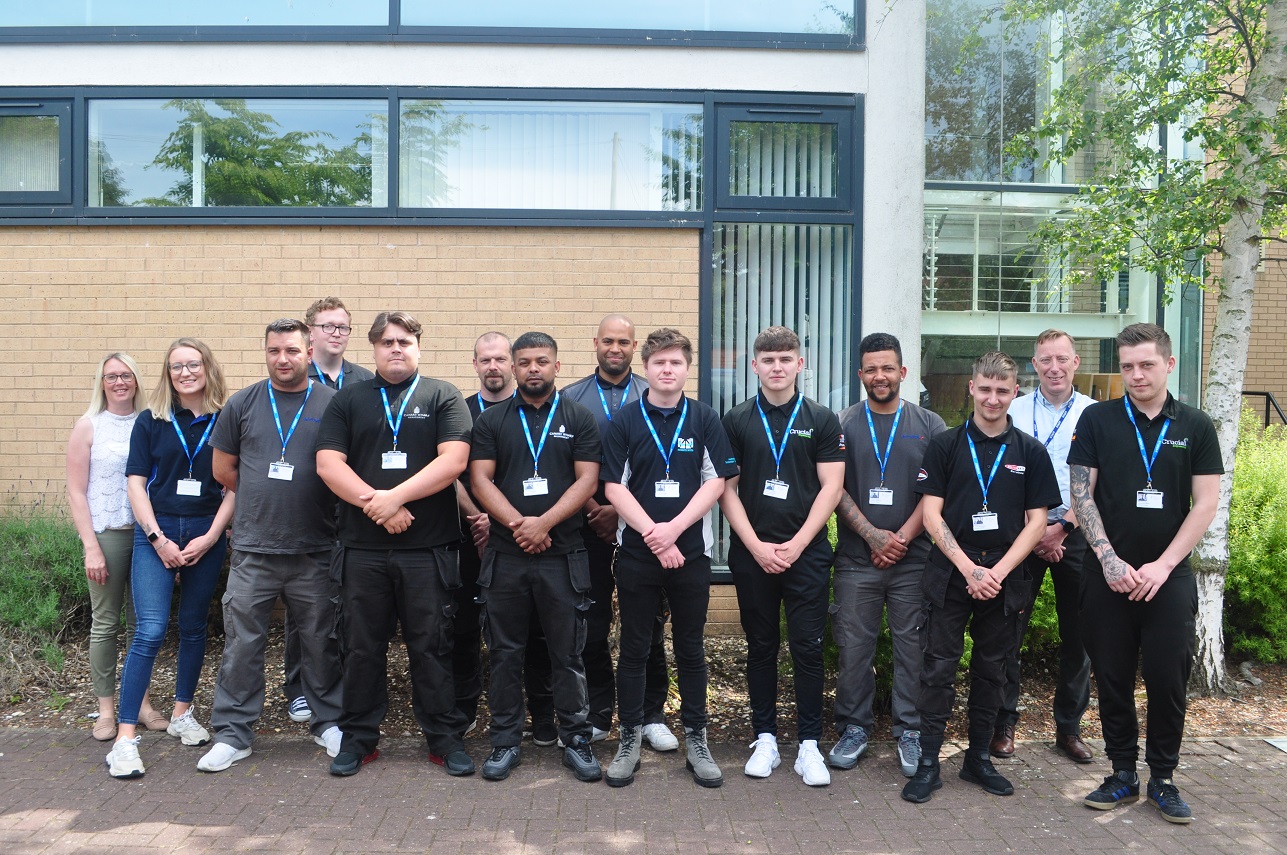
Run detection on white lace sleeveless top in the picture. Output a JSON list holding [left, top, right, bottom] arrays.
[[87, 410, 138, 532]]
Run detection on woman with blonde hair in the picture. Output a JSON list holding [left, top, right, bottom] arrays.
[[67, 353, 168, 741], [105, 338, 235, 779]]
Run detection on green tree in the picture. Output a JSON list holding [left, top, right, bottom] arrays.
[[145, 98, 372, 207], [998, 0, 1287, 692]]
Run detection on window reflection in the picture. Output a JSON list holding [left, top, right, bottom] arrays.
[[400, 1, 853, 33], [1, 1, 384, 27]]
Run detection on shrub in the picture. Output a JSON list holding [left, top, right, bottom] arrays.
[[0, 504, 89, 666], [1223, 409, 1287, 663]]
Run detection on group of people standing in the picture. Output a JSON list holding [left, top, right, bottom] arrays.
[[68, 301, 1220, 825]]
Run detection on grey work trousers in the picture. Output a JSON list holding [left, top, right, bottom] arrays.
[[831, 559, 925, 738], [210, 549, 343, 750]]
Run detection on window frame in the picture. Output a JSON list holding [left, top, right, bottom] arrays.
[[0, 99, 72, 206]]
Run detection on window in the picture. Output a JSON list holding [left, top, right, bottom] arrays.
[[88, 98, 388, 209], [1, 2, 384, 27], [398, 100, 702, 211], [716, 107, 853, 211], [0, 101, 71, 205]]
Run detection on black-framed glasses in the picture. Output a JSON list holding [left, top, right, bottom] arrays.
[[103, 372, 135, 383], [313, 323, 352, 336], [168, 361, 204, 374]]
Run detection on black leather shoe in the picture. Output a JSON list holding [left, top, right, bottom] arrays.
[[481, 745, 521, 781], [989, 723, 1016, 758], [562, 734, 603, 782], [901, 758, 942, 803], [960, 750, 1014, 795], [1055, 732, 1094, 763], [430, 749, 476, 777]]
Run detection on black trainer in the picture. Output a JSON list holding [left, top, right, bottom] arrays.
[[959, 749, 1014, 795], [531, 719, 558, 748], [563, 734, 603, 782], [481, 745, 521, 781], [1083, 770, 1140, 810], [901, 758, 942, 803], [1147, 777, 1193, 824], [429, 749, 476, 777]]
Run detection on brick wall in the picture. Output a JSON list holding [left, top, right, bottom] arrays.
[[0, 225, 701, 505]]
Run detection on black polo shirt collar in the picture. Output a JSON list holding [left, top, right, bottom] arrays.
[[595, 371, 632, 392], [756, 388, 801, 416], [965, 414, 1016, 446], [1125, 392, 1180, 426]]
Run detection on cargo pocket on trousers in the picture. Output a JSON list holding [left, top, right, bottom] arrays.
[[568, 549, 591, 595], [437, 546, 463, 591], [827, 601, 846, 648], [574, 595, 591, 655], [328, 543, 344, 644], [1004, 565, 1032, 617]]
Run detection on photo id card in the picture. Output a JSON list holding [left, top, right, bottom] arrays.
[[176, 478, 203, 497], [268, 461, 295, 481], [763, 479, 790, 500], [523, 477, 549, 497], [381, 451, 408, 470], [655, 479, 680, 498], [972, 511, 999, 532], [868, 487, 894, 506], [1136, 489, 1164, 509]]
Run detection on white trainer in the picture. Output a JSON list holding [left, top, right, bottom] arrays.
[[641, 722, 680, 752], [794, 739, 831, 787], [166, 709, 211, 746], [314, 725, 342, 758], [105, 736, 145, 779], [197, 742, 252, 772], [744, 733, 780, 778]]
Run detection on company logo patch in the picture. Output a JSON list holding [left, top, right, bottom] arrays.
[[916, 468, 929, 482], [789, 428, 814, 438], [550, 424, 575, 440], [676, 437, 695, 452], [1162, 438, 1189, 448], [1005, 464, 1026, 474], [838, 432, 846, 451]]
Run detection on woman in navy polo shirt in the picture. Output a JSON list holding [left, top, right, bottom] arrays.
[[105, 338, 235, 779]]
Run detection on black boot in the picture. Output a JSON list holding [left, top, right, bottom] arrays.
[[901, 757, 942, 803], [959, 749, 1014, 795]]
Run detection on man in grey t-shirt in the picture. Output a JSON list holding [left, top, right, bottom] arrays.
[[200, 318, 344, 772], [828, 333, 946, 777]]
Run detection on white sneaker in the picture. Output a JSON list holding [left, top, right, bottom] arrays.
[[105, 736, 145, 778], [166, 709, 211, 746], [197, 742, 251, 772], [794, 740, 831, 787], [314, 725, 342, 758], [288, 696, 312, 723], [744, 733, 780, 778], [641, 722, 680, 752]]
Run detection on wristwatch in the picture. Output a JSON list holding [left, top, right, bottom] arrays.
[[147, 530, 161, 543], [1058, 519, 1076, 535]]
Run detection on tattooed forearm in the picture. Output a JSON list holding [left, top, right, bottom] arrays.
[[838, 491, 889, 549], [936, 519, 962, 559], [1070, 464, 1127, 581]]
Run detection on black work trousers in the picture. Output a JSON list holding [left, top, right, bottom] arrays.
[[729, 538, 833, 742], [1080, 560, 1197, 779], [998, 530, 1092, 735], [479, 549, 591, 748], [337, 545, 469, 757], [616, 553, 711, 732]]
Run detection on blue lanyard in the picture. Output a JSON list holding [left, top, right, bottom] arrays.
[[476, 389, 515, 412], [865, 401, 903, 487], [756, 393, 804, 480], [641, 395, 688, 480], [268, 380, 313, 461], [1123, 396, 1171, 489], [519, 391, 561, 477], [379, 375, 421, 451], [596, 379, 628, 422], [169, 409, 217, 480], [313, 361, 344, 390], [966, 432, 1007, 512], [1034, 392, 1075, 449]]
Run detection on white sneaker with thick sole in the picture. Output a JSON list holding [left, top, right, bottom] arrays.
[[744, 733, 780, 778], [641, 722, 680, 752], [794, 740, 831, 787], [197, 742, 252, 772], [106, 736, 145, 778], [166, 709, 211, 746], [314, 725, 342, 758]]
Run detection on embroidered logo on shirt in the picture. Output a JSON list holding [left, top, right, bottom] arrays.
[[789, 428, 814, 438], [1162, 438, 1189, 448], [676, 437, 695, 452], [838, 432, 846, 451], [550, 424, 576, 440], [917, 468, 928, 482], [1005, 464, 1026, 474]]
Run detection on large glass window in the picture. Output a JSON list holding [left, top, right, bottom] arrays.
[[88, 99, 388, 208], [399, 1, 853, 34], [717, 107, 852, 211], [1, 2, 384, 27], [0, 101, 71, 204], [398, 101, 701, 211]]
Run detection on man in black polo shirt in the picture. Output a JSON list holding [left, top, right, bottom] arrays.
[[562, 313, 677, 752], [316, 310, 474, 778], [469, 331, 603, 784], [719, 326, 844, 787], [902, 351, 1060, 804], [1069, 323, 1221, 824], [602, 328, 739, 788]]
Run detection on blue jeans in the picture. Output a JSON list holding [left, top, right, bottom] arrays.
[[117, 515, 226, 726]]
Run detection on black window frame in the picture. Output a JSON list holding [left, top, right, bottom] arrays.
[[0, 99, 72, 206]]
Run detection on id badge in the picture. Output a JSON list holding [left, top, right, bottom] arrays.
[[655, 479, 680, 498], [971, 511, 999, 532], [268, 461, 295, 481], [868, 487, 894, 506], [1136, 489, 1164, 509], [763, 479, 790, 500], [523, 477, 549, 497], [176, 478, 202, 497], [382, 451, 408, 470]]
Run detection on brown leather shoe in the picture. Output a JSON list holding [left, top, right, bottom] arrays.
[[989, 723, 1016, 758], [1055, 732, 1094, 763]]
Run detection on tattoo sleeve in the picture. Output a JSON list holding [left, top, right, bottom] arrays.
[[936, 519, 961, 560], [1069, 464, 1127, 582], [837, 491, 889, 549]]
